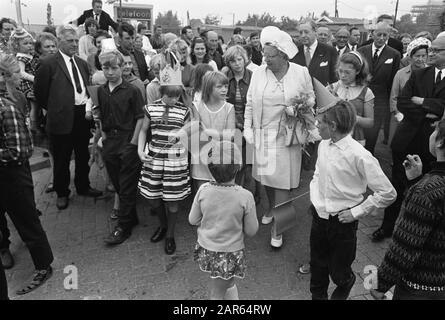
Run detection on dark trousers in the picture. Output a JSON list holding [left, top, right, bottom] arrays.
[[381, 120, 435, 234], [102, 135, 141, 231], [365, 106, 390, 155], [50, 105, 92, 197], [0, 256, 7, 300], [0, 210, 10, 250], [393, 282, 445, 300], [0, 230, 8, 300], [0, 162, 53, 270], [309, 205, 358, 300]]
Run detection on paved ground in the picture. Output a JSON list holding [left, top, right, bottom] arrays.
[[4, 136, 394, 300]]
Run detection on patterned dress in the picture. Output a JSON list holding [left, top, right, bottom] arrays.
[[16, 53, 37, 98], [138, 99, 191, 201]]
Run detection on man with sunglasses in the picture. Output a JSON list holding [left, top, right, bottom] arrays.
[[372, 35, 445, 242]]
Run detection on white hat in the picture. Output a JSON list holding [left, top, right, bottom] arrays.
[[436, 31, 445, 39], [101, 38, 117, 53], [406, 37, 431, 57], [260, 26, 298, 59]]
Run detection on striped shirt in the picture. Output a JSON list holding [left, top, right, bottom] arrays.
[[0, 96, 33, 164]]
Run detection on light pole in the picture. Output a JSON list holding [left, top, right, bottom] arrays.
[[393, 0, 400, 27], [15, 0, 23, 27]]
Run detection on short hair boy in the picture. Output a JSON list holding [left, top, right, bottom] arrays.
[[309, 100, 396, 300], [97, 50, 145, 245]]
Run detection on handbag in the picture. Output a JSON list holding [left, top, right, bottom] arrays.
[[284, 119, 309, 146]]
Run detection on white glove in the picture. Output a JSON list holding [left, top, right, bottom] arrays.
[[244, 128, 254, 145]]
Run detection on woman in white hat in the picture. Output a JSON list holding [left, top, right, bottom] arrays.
[[243, 26, 315, 248], [389, 37, 430, 133]]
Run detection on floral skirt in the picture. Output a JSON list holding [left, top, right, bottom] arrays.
[[193, 243, 246, 280]]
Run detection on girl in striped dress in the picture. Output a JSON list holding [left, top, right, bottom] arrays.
[[138, 84, 191, 255]]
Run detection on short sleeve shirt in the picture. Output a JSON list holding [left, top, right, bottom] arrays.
[[97, 80, 145, 132]]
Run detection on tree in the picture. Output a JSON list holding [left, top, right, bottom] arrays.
[[396, 14, 418, 35], [154, 10, 181, 29], [46, 3, 53, 26], [238, 12, 279, 27], [204, 14, 222, 26], [280, 16, 299, 31]]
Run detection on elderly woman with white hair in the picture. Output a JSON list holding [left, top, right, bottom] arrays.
[[244, 26, 316, 248]]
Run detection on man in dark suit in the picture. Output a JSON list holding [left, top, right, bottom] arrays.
[[291, 21, 338, 86], [348, 27, 361, 51], [358, 22, 401, 154], [117, 22, 149, 83], [72, 0, 117, 32], [359, 14, 404, 57], [333, 28, 351, 56], [35, 25, 102, 210], [372, 36, 445, 242]]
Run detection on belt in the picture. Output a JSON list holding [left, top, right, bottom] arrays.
[[105, 129, 131, 136], [403, 279, 445, 292], [0, 160, 25, 167]]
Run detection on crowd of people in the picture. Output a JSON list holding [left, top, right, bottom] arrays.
[[0, 0, 444, 301]]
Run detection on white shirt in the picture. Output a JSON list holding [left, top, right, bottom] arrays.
[[246, 62, 259, 73], [372, 43, 385, 58], [348, 43, 357, 51], [305, 39, 318, 59], [141, 35, 154, 53], [310, 135, 396, 220], [336, 46, 347, 56], [59, 50, 88, 105], [435, 67, 445, 82]]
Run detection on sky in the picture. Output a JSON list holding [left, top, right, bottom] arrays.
[[0, 0, 432, 26]]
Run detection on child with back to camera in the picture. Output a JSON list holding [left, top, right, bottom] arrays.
[[189, 141, 259, 300]]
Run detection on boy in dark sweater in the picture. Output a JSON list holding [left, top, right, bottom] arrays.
[[96, 50, 144, 245], [372, 119, 445, 300]]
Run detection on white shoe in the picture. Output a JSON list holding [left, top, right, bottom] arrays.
[[270, 235, 283, 248], [261, 215, 273, 225]]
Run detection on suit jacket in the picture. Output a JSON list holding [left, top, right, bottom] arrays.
[[291, 42, 338, 86], [358, 44, 400, 107], [391, 66, 445, 154], [75, 9, 117, 32], [34, 52, 91, 135], [359, 37, 404, 57], [333, 45, 350, 56], [118, 47, 149, 82]]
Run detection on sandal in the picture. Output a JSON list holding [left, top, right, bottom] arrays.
[[298, 263, 311, 275], [16, 266, 53, 295], [110, 209, 119, 220], [45, 183, 54, 194]]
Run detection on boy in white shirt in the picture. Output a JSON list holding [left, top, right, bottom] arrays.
[[309, 99, 396, 300]]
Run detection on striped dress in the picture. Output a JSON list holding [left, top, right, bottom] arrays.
[[138, 99, 191, 202]]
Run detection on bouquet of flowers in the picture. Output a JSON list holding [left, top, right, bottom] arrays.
[[283, 91, 320, 149]]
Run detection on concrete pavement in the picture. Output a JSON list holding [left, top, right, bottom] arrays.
[[4, 140, 394, 300]]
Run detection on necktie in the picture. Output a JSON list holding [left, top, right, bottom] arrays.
[[70, 58, 82, 94], [304, 47, 311, 67], [373, 48, 380, 65], [337, 48, 341, 55], [436, 70, 442, 85], [95, 14, 99, 22]]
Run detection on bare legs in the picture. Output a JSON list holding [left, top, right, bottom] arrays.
[[210, 278, 238, 300]]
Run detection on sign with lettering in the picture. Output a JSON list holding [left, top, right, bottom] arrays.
[[116, 7, 152, 20]]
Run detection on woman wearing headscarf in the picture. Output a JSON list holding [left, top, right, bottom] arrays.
[[390, 37, 430, 130], [244, 26, 316, 248]]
